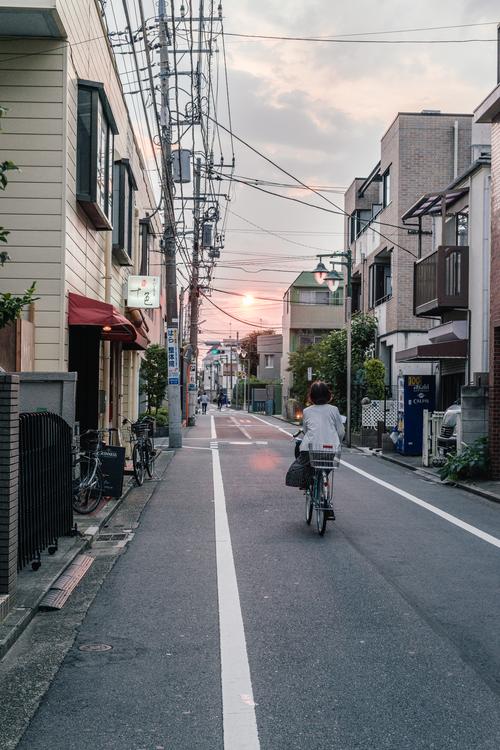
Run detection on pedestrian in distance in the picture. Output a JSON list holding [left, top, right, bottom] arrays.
[[217, 392, 224, 410], [201, 392, 209, 414]]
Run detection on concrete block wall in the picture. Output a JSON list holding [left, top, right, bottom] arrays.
[[0, 373, 19, 618]]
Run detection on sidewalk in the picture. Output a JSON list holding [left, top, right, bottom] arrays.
[[0, 448, 173, 660]]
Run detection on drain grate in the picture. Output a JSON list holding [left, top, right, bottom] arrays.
[[79, 643, 113, 653], [97, 533, 128, 542]]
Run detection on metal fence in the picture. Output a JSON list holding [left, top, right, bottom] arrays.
[[18, 412, 73, 570]]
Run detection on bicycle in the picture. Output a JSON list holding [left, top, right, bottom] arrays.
[[123, 417, 156, 486], [73, 429, 105, 514], [304, 444, 340, 536]]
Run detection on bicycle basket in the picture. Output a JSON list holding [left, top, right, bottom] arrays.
[[132, 422, 150, 438], [308, 443, 341, 469]]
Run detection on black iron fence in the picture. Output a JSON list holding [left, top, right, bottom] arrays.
[[18, 412, 73, 571]]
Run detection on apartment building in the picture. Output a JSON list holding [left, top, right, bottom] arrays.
[[281, 271, 345, 409], [0, 0, 165, 433], [256, 333, 282, 382], [344, 111, 473, 393], [475, 65, 500, 478], [396, 142, 490, 409]]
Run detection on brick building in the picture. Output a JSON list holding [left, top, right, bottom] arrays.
[[475, 70, 500, 477], [344, 111, 473, 393]]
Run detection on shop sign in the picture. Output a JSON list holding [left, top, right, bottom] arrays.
[[127, 275, 161, 308]]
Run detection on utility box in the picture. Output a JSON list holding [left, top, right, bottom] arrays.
[[19, 372, 77, 428], [396, 375, 435, 455], [172, 149, 191, 183]]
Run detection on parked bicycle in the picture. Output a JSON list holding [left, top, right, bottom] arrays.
[[123, 417, 156, 486], [72, 429, 107, 515]]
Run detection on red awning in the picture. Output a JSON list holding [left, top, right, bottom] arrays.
[[68, 292, 137, 343]]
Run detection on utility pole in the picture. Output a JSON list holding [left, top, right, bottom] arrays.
[[188, 157, 202, 425], [159, 0, 182, 448]]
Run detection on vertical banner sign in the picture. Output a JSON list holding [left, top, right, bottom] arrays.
[[167, 326, 180, 385]]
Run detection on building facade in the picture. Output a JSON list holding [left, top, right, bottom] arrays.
[[344, 111, 473, 394], [281, 271, 345, 411], [0, 0, 165, 432], [256, 333, 282, 382], [476, 70, 500, 477]]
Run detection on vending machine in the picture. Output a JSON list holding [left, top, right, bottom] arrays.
[[396, 375, 436, 455]]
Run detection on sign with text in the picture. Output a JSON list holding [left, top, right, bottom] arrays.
[[99, 445, 126, 498], [127, 275, 161, 308], [167, 326, 180, 385]]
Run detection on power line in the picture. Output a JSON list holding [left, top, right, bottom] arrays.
[[199, 290, 281, 328]]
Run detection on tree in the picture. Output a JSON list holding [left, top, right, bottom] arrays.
[[288, 343, 327, 406], [318, 313, 379, 414], [139, 344, 167, 413], [0, 106, 37, 329], [363, 358, 386, 400], [239, 328, 275, 377]]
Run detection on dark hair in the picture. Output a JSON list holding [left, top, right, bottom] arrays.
[[308, 380, 332, 406]]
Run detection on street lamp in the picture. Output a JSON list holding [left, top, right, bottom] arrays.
[[312, 251, 353, 447], [313, 258, 329, 285]]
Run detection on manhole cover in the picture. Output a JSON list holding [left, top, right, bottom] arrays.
[[79, 643, 113, 653]]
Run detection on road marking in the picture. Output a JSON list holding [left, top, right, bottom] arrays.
[[211, 445, 260, 750], [340, 459, 500, 551], [248, 414, 294, 437], [184, 445, 213, 451], [211, 415, 217, 439], [230, 416, 253, 440]]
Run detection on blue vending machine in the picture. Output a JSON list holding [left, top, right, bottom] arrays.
[[396, 375, 436, 455]]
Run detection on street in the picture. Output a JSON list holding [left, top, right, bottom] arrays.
[[2, 409, 500, 749]]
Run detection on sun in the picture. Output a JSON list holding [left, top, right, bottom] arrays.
[[242, 294, 254, 306]]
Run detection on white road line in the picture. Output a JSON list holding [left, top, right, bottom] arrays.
[[211, 445, 260, 750], [244, 415, 500, 551], [340, 459, 500, 551], [230, 415, 253, 440], [184, 445, 213, 451], [211, 414, 217, 439], [248, 414, 294, 437]]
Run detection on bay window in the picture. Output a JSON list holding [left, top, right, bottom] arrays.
[[112, 159, 137, 265]]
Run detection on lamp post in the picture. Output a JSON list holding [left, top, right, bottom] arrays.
[[312, 251, 353, 447]]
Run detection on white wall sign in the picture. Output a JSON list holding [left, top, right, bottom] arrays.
[[127, 275, 161, 308]]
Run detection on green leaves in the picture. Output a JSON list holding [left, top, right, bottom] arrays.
[[139, 344, 168, 413], [0, 282, 37, 329], [439, 437, 490, 482]]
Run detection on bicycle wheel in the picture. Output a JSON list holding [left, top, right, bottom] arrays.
[[315, 472, 328, 536], [304, 486, 313, 525], [73, 459, 103, 514], [133, 443, 145, 486], [145, 437, 155, 478]]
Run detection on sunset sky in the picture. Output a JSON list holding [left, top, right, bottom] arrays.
[[135, 1, 500, 352]]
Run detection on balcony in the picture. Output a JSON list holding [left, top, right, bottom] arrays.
[[414, 245, 468, 317]]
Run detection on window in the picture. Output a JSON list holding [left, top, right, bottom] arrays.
[[139, 218, 154, 276], [298, 333, 326, 348], [382, 168, 391, 208], [349, 209, 372, 243], [76, 80, 118, 229], [456, 211, 469, 246], [265, 354, 274, 369], [112, 160, 137, 265], [368, 252, 392, 307], [298, 288, 330, 305]]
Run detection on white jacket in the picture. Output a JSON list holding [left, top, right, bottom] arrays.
[[299, 404, 345, 452]]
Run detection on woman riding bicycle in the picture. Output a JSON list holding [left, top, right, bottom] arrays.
[[291, 381, 345, 490]]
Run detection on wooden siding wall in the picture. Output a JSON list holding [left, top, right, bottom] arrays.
[[0, 0, 163, 375], [0, 39, 65, 370]]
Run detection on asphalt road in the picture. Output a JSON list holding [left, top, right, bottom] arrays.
[[7, 409, 500, 749]]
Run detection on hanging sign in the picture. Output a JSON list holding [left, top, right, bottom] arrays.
[[127, 275, 161, 308], [167, 326, 180, 385]]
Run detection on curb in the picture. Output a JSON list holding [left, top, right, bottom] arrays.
[[377, 451, 500, 505], [0, 449, 174, 661]]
